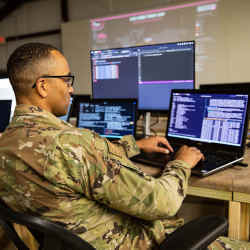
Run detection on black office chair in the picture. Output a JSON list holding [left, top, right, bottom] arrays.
[[0, 199, 95, 250], [0, 198, 228, 250]]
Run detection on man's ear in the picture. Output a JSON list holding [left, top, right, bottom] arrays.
[[35, 79, 48, 98]]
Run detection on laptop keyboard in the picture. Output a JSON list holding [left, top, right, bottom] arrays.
[[198, 153, 230, 168], [132, 142, 236, 170], [132, 134, 243, 175], [132, 151, 173, 167]]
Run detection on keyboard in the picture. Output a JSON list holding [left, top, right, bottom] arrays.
[[131, 151, 174, 168]]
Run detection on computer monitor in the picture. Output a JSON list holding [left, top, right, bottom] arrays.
[[70, 94, 91, 118], [0, 100, 12, 132], [200, 82, 250, 92], [58, 97, 73, 122], [167, 90, 249, 147], [91, 41, 195, 111], [0, 74, 16, 120], [76, 98, 137, 140], [59, 94, 91, 122], [200, 83, 250, 116]]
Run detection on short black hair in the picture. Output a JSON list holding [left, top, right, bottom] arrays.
[[7, 42, 59, 96]]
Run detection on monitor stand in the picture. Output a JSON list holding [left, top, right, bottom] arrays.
[[144, 112, 151, 137]]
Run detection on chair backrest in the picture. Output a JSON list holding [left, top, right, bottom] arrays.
[[0, 199, 95, 250]]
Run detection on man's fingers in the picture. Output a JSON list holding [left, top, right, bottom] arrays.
[[157, 136, 174, 152], [189, 147, 204, 160], [156, 147, 170, 154]]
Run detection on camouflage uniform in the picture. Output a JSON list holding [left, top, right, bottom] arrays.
[[0, 105, 249, 249], [0, 104, 190, 249], [209, 237, 250, 250]]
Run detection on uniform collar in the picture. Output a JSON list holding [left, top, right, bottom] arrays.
[[11, 104, 72, 128]]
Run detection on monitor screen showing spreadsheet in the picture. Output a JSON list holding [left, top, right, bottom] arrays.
[[167, 91, 249, 147], [91, 41, 195, 111]]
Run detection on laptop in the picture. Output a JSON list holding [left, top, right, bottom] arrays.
[[0, 100, 12, 132], [69, 94, 91, 118], [59, 95, 91, 122], [76, 98, 137, 140], [59, 97, 74, 122], [132, 89, 249, 177]]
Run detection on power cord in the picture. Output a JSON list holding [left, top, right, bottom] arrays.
[[237, 161, 248, 167]]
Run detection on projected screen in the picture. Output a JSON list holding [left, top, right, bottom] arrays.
[[0, 76, 16, 120], [90, 0, 221, 82], [91, 41, 195, 110]]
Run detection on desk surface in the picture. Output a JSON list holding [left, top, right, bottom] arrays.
[[137, 146, 250, 241], [137, 147, 250, 197]]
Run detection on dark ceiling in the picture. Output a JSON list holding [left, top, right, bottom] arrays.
[[0, 0, 34, 22]]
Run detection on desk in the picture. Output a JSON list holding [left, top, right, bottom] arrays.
[[137, 147, 250, 241], [189, 169, 237, 240], [230, 148, 250, 241]]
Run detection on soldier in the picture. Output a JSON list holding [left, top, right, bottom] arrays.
[[0, 42, 242, 249]]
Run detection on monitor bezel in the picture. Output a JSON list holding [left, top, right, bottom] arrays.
[[0, 99, 12, 132], [69, 94, 91, 118], [0, 72, 8, 79], [200, 82, 250, 92]]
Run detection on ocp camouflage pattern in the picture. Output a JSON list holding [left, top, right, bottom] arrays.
[[1, 105, 248, 249]]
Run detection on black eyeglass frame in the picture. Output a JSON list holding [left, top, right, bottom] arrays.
[[32, 75, 75, 88]]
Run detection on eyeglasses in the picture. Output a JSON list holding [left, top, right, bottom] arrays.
[[32, 75, 75, 88]]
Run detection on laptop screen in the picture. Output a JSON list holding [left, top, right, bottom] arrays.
[[167, 91, 249, 147], [0, 100, 12, 132], [77, 99, 137, 139]]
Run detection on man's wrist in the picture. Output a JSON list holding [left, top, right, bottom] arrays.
[[135, 139, 143, 150], [168, 159, 192, 169]]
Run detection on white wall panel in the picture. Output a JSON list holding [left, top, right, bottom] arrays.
[[62, 20, 91, 94]]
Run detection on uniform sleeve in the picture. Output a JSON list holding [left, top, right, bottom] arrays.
[[56, 129, 191, 221], [114, 135, 141, 158]]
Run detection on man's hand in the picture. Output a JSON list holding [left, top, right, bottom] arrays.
[[136, 136, 173, 154], [174, 145, 204, 168]]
